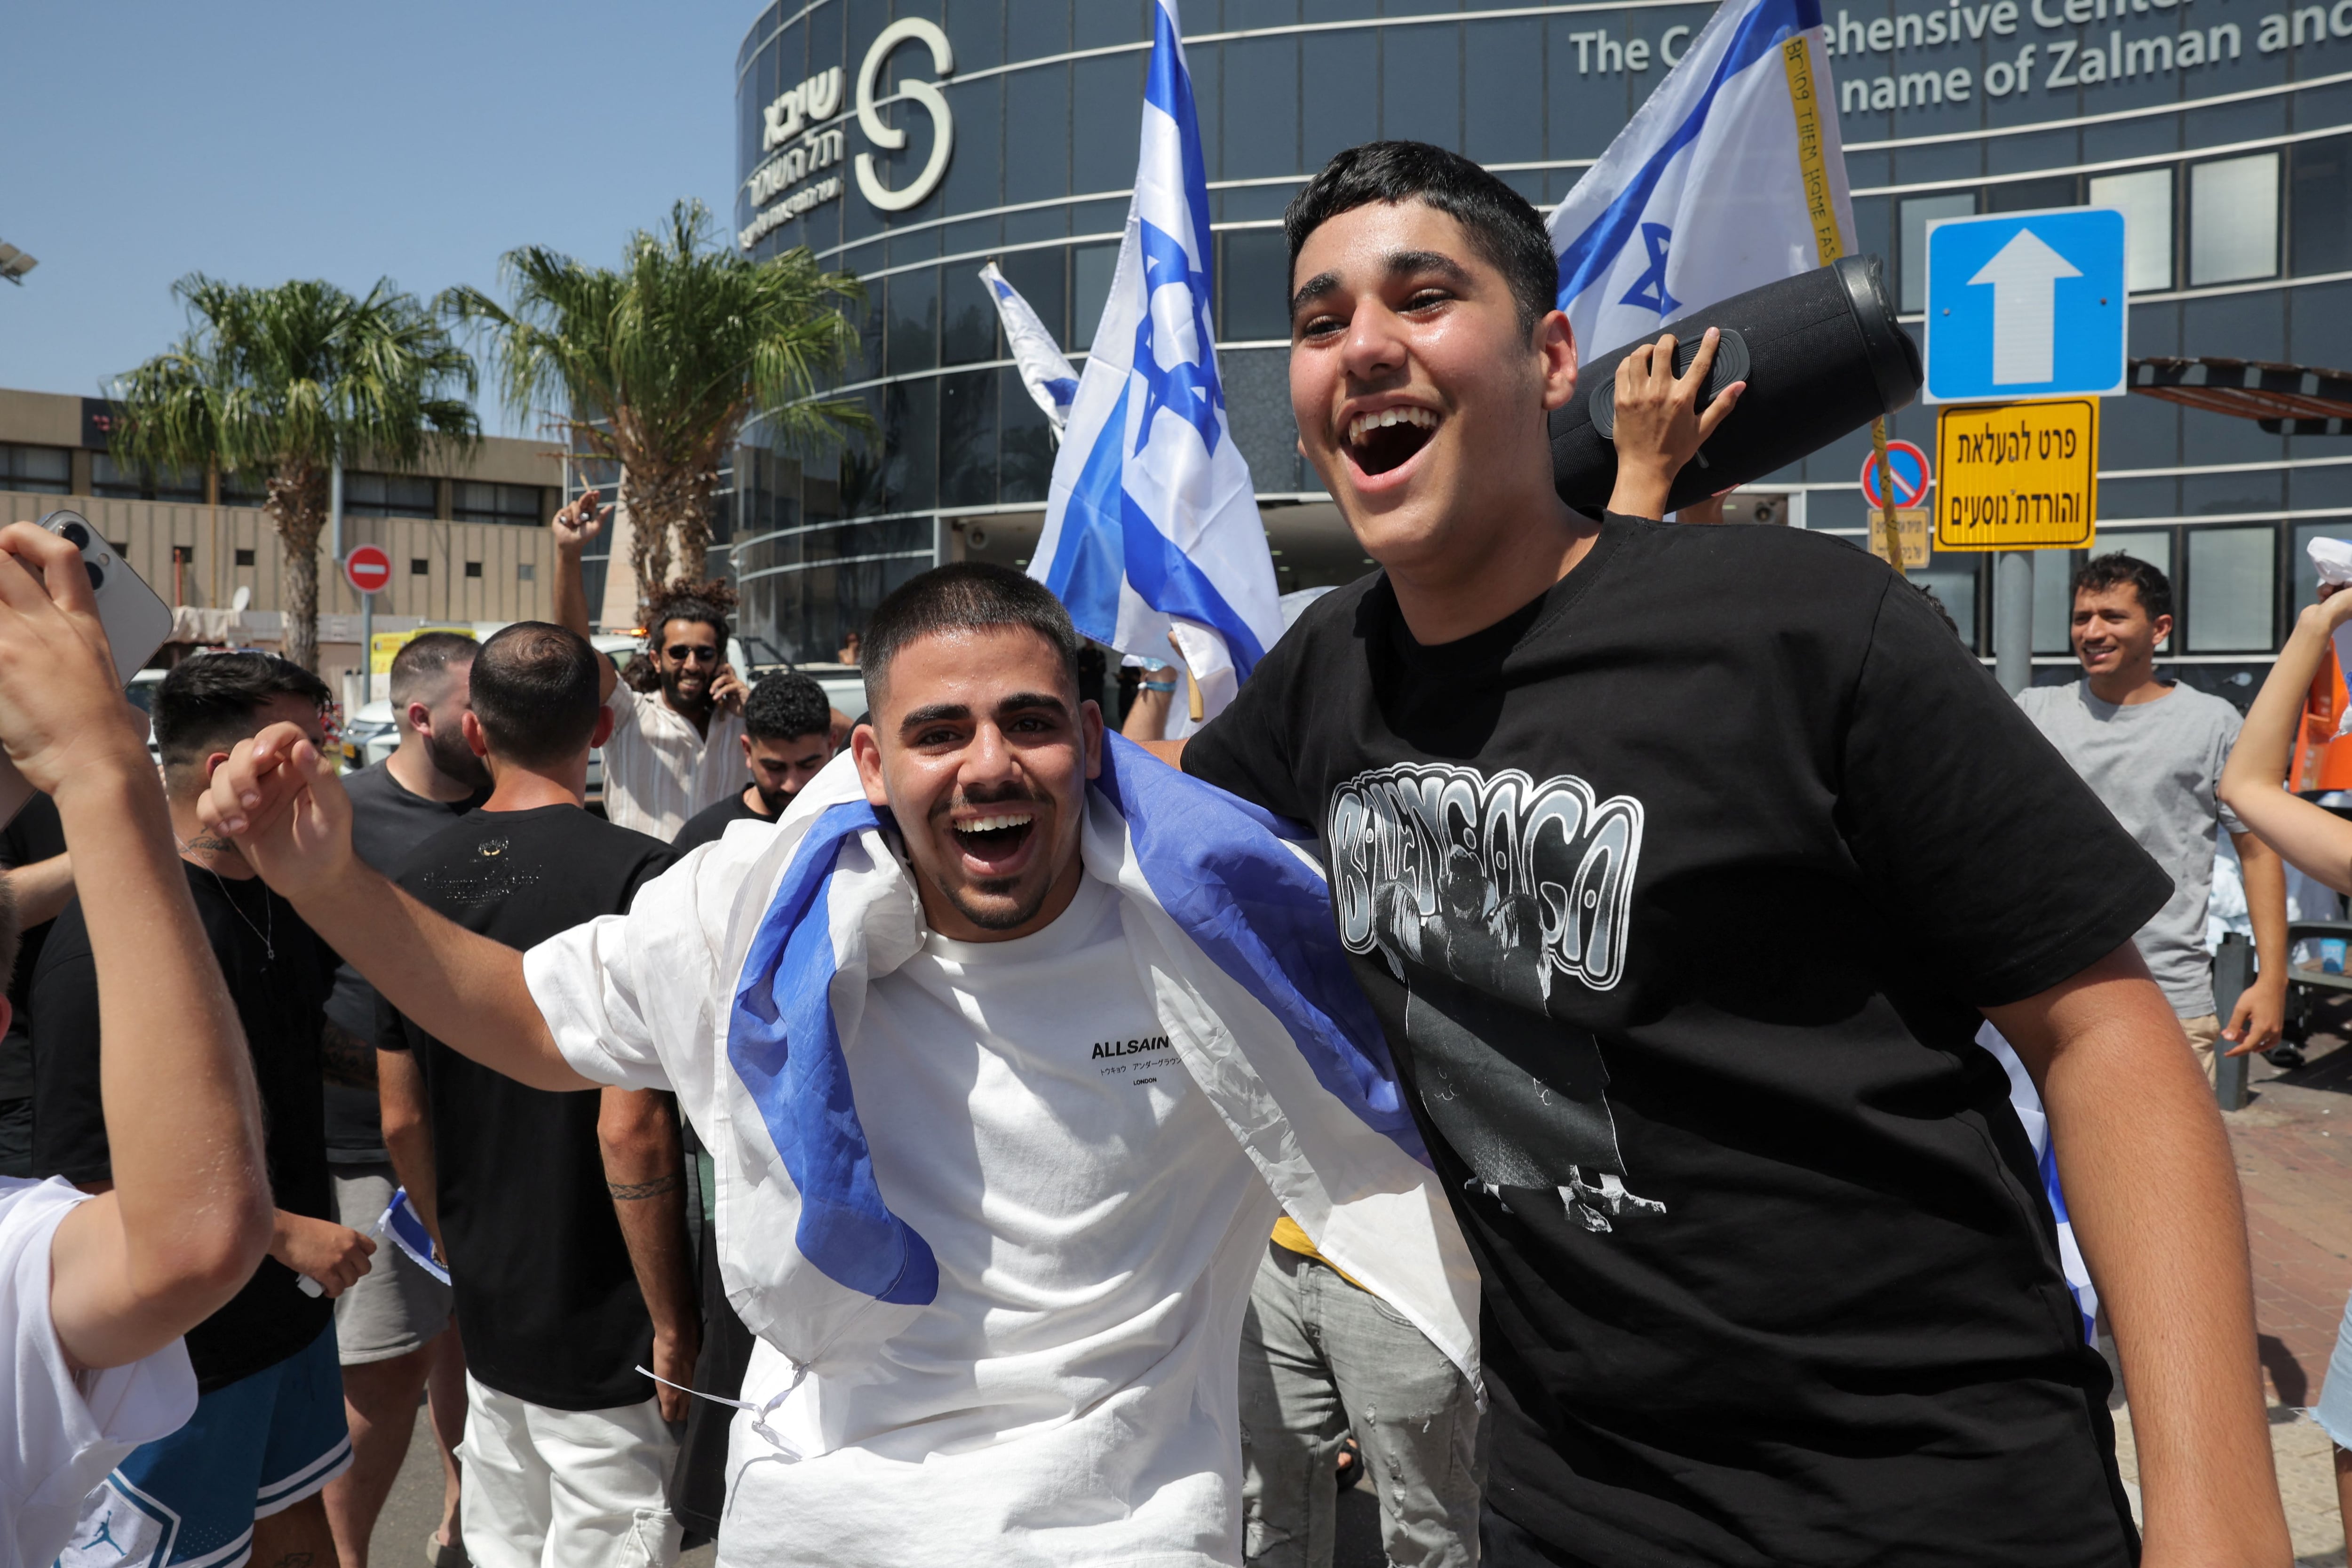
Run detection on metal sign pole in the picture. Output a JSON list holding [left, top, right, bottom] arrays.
[[361, 589, 375, 706], [1995, 550, 2034, 695]]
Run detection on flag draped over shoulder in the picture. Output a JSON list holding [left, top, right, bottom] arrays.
[[980, 262, 1080, 434], [630, 745, 1479, 1450], [1029, 0, 1281, 722], [1549, 0, 1855, 358]]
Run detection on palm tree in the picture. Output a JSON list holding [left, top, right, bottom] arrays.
[[112, 276, 479, 671], [443, 199, 867, 616]]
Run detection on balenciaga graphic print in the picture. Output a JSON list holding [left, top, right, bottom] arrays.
[[1326, 762, 1663, 1233]]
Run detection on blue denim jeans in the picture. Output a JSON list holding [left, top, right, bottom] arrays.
[[1239, 1241, 1484, 1568]]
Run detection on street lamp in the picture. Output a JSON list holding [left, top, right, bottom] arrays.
[[0, 244, 38, 285]]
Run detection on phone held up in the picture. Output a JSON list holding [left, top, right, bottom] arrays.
[[0, 512, 176, 830]]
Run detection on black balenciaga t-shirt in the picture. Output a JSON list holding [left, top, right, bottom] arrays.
[[381, 805, 674, 1410], [1183, 515, 2169, 1568]]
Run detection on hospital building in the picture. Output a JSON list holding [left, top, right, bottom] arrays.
[[725, 0, 2352, 692]]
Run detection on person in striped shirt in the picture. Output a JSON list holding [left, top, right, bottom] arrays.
[[550, 493, 747, 841]]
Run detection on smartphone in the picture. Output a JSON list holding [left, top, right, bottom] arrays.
[[0, 512, 177, 829]]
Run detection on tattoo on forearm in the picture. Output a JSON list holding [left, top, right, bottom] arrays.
[[319, 1021, 379, 1088], [608, 1173, 684, 1202]]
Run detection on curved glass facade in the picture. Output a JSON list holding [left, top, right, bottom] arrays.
[[734, 0, 2352, 682]]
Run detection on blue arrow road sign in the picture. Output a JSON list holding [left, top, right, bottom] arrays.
[[1923, 207, 2127, 405]]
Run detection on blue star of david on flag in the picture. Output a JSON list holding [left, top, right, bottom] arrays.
[[1028, 0, 1281, 725], [1618, 223, 1682, 317]]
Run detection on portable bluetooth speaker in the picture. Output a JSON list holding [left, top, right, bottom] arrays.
[[1551, 255, 1923, 515]]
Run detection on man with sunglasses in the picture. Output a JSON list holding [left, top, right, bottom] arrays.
[[552, 493, 748, 841]]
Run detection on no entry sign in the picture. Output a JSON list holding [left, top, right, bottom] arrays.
[[1859, 440, 1932, 510], [344, 545, 392, 596]]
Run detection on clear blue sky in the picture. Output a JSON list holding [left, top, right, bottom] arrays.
[[1, 0, 748, 437]]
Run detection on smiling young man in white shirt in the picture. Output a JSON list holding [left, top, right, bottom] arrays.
[[191, 562, 1473, 1568]]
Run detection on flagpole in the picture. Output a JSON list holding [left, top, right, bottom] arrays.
[[1869, 418, 1906, 579]]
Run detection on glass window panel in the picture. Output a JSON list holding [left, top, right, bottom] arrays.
[[938, 369, 998, 508], [2034, 548, 2078, 653], [996, 247, 1066, 345], [0, 444, 70, 495], [1223, 37, 1300, 181], [1901, 192, 1976, 312], [2087, 167, 2173, 292], [2186, 525, 2276, 652], [2292, 135, 2352, 276], [881, 378, 938, 514], [2190, 152, 2280, 286], [1000, 366, 1054, 504], [1221, 230, 1291, 342], [1382, 22, 1461, 150], [886, 268, 940, 375], [344, 472, 436, 517], [941, 263, 997, 366], [89, 454, 201, 501], [1303, 30, 1379, 167], [1006, 0, 1068, 61], [1073, 54, 1145, 194], [1003, 63, 1069, 207], [1913, 561, 1980, 651], [1990, 175, 2078, 213], [1071, 243, 1120, 351], [453, 482, 544, 525]]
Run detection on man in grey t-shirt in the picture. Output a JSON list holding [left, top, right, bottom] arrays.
[[2017, 553, 2287, 1081]]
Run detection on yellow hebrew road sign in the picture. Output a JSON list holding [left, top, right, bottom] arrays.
[[1932, 398, 2098, 551]]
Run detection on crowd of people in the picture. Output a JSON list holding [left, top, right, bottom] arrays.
[[0, 135, 2332, 1568]]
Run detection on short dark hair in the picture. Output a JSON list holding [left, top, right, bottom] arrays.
[[645, 579, 734, 648], [745, 671, 832, 743], [1284, 141, 1558, 335], [861, 563, 1081, 709], [467, 621, 603, 769], [153, 653, 332, 780], [388, 631, 477, 707], [2073, 553, 2174, 622]]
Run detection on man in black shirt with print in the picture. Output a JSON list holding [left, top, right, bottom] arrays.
[[36, 653, 375, 1568], [322, 630, 487, 1568], [375, 622, 694, 1568], [1163, 143, 2287, 1567]]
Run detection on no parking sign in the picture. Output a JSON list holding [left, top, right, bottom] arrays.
[[1859, 441, 1932, 511]]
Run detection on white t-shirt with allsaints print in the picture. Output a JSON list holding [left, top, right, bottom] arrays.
[[692, 873, 1277, 1567]]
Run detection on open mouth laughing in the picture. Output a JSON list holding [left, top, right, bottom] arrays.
[[1343, 404, 1439, 478], [951, 810, 1037, 873]]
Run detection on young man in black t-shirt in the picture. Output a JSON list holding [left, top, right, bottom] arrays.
[[36, 652, 375, 1568], [1163, 143, 2286, 1567], [373, 621, 692, 1568], [321, 630, 487, 1568], [670, 669, 835, 853]]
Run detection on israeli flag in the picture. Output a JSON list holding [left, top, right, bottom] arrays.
[[1029, 0, 1280, 722], [1975, 1023, 2099, 1342], [380, 1188, 449, 1285], [1549, 0, 1855, 358], [980, 262, 1080, 434], [527, 745, 1482, 1451]]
